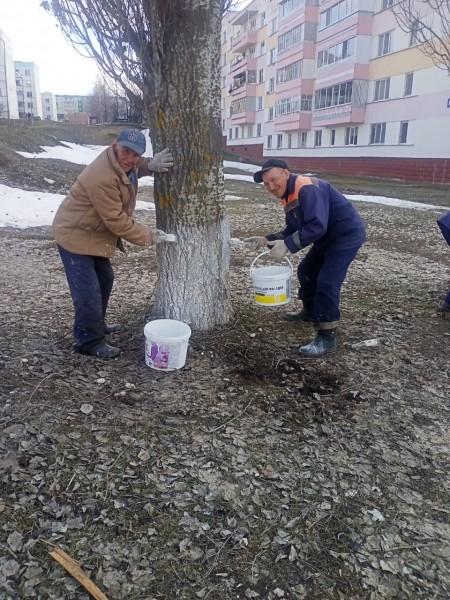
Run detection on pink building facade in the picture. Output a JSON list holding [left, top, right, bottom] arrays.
[[221, 0, 450, 183]]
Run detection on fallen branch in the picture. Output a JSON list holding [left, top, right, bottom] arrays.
[[42, 541, 108, 600]]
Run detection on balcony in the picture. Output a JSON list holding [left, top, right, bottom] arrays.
[[232, 29, 258, 53], [312, 105, 366, 126], [230, 110, 256, 125], [230, 56, 257, 75], [229, 81, 257, 98], [274, 112, 312, 131]]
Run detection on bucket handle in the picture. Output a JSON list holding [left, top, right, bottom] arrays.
[[250, 249, 293, 275]]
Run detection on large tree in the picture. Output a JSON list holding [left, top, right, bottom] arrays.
[[42, 0, 234, 329], [391, 0, 450, 75]]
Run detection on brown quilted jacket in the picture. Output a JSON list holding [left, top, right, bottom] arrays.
[[52, 144, 153, 257]]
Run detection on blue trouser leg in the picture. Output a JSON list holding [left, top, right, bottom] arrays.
[[298, 245, 361, 325], [57, 246, 114, 350]]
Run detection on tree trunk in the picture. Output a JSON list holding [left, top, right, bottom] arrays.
[[146, 0, 231, 330]]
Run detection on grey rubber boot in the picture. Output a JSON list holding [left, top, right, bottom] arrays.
[[298, 329, 336, 357]]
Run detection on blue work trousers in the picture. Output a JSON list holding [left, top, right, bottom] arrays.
[[58, 246, 114, 350], [297, 245, 361, 325]]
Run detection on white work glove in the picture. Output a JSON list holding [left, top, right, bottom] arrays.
[[268, 239, 288, 259], [152, 229, 177, 244], [148, 148, 174, 173], [244, 236, 267, 251]]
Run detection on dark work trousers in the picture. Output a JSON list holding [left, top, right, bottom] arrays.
[[297, 245, 361, 325], [58, 245, 114, 350]]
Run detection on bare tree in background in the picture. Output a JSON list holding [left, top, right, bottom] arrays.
[[391, 0, 450, 75], [41, 0, 234, 329]]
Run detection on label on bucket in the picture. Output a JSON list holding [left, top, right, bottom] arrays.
[[254, 279, 291, 306], [145, 340, 185, 371]]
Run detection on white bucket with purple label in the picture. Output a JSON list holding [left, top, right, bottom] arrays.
[[144, 319, 191, 371]]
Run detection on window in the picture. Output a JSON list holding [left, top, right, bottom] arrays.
[[222, 119, 226, 131], [314, 130, 322, 147], [278, 25, 303, 53], [399, 121, 408, 144], [260, 41, 266, 55], [279, 0, 303, 18], [258, 69, 264, 83], [235, 127, 239, 139], [275, 95, 300, 116], [330, 129, 336, 146], [317, 37, 355, 68], [287, 133, 292, 149], [404, 72, 414, 96], [276, 60, 302, 84], [25, 69, 31, 76], [370, 123, 386, 144], [257, 96, 263, 110], [270, 48, 276, 64], [378, 32, 392, 56], [314, 81, 352, 109], [248, 124, 254, 137], [277, 134, 283, 149], [320, 0, 355, 29], [260, 11, 266, 27], [269, 78, 275, 93], [300, 132, 307, 148], [271, 18, 278, 34], [374, 77, 390, 101], [257, 123, 262, 136], [301, 95, 312, 111], [409, 20, 420, 47], [382, 0, 394, 8], [268, 107, 274, 121], [345, 126, 358, 145], [26, 91, 32, 98], [267, 135, 273, 149]]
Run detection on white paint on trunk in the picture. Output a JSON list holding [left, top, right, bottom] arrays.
[[153, 215, 232, 330]]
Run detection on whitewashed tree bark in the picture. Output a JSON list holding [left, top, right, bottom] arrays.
[[146, 0, 231, 328], [42, 0, 233, 330]]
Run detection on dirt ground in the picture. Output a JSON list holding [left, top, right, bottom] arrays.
[[1, 129, 450, 599]]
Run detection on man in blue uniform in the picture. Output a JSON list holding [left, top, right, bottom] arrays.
[[246, 158, 366, 358]]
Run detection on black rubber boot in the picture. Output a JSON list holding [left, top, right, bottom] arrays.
[[437, 301, 450, 315], [76, 343, 121, 359], [104, 323, 122, 334], [284, 308, 313, 322], [298, 330, 336, 357]]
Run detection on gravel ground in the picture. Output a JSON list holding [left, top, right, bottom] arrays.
[[1, 134, 450, 599]]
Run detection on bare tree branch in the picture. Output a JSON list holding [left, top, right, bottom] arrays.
[[391, 0, 450, 76]]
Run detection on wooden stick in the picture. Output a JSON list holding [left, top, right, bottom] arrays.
[[43, 541, 108, 600]]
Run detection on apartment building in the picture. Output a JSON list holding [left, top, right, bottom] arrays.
[[41, 91, 58, 121], [0, 30, 19, 119], [55, 94, 89, 122], [14, 61, 43, 120], [221, 0, 450, 183]]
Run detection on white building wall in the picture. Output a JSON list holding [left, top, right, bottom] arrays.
[[0, 31, 19, 120]]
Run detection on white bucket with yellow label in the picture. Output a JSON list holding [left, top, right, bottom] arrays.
[[250, 250, 293, 306]]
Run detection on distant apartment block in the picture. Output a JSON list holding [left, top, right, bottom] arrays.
[[41, 91, 58, 121], [221, 0, 450, 183], [14, 61, 43, 120], [55, 94, 89, 122]]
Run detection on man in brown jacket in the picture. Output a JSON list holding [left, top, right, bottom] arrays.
[[53, 128, 174, 359]]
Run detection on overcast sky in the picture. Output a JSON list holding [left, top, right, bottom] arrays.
[[1, 0, 100, 95], [1, 1, 256, 97]]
